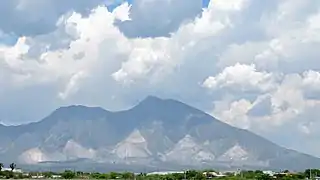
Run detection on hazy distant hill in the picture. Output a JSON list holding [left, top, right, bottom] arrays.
[[0, 96, 319, 171]]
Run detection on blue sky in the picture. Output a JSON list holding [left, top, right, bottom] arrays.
[[107, 0, 210, 10], [1, 0, 210, 45], [0, 34, 17, 46], [1, 0, 320, 158]]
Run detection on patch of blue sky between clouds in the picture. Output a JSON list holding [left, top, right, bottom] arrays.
[[1, 0, 211, 45], [106, 0, 132, 11], [0, 32, 18, 46], [202, 0, 210, 7], [107, 0, 210, 12]]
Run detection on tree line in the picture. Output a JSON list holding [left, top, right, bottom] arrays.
[[1, 164, 320, 179]]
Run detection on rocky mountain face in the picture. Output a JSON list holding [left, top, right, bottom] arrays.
[[0, 96, 319, 171]]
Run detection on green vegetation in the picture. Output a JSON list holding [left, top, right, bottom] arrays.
[[0, 162, 320, 179]]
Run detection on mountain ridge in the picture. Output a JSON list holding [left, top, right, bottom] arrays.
[[0, 96, 319, 171]]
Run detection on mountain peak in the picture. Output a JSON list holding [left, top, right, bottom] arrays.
[[137, 96, 182, 109], [142, 95, 164, 103], [132, 96, 207, 122], [134, 96, 167, 108]]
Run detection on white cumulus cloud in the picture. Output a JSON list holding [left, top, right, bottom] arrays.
[[1, 0, 320, 157]]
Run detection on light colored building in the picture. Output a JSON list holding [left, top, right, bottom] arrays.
[[203, 171, 226, 178], [31, 175, 45, 179], [147, 171, 184, 175], [52, 174, 62, 179], [263, 170, 276, 176]]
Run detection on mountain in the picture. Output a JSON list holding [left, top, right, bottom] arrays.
[[0, 96, 319, 171]]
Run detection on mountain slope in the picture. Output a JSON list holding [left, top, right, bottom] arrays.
[[0, 96, 319, 170]]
